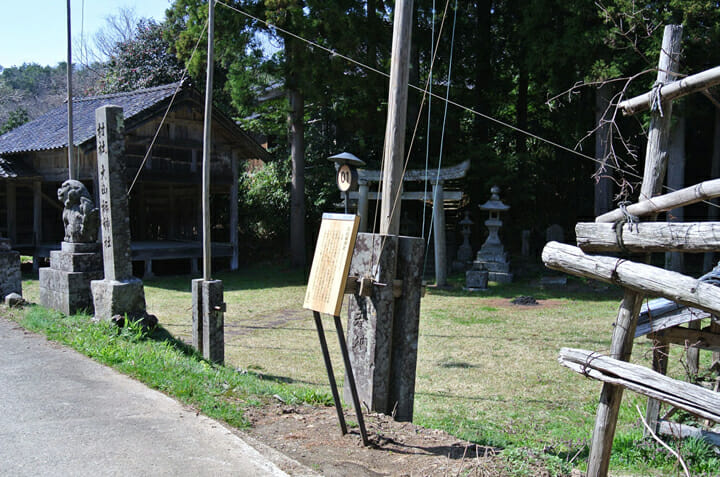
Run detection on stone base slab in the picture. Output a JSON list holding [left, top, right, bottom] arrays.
[[39, 268, 102, 315], [466, 269, 489, 290], [0, 250, 21, 298], [488, 271, 513, 284], [91, 278, 146, 321], [61, 242, 101, 254]]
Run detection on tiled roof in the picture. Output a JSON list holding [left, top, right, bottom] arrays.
[[0, 83, 182, 155], [0, 156, 39, 178]]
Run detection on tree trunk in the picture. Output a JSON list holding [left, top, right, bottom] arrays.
[[594, 84, 614, 216], [665, 101, 685, 272], [704, 108, 720, 271], [289, 87, 306, 268]]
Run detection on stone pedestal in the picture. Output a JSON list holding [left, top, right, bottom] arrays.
[[91, 278, 146, 319], [39, 242, 102, 315], [0, 238, 21, 298]]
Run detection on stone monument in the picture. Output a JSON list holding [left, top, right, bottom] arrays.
[[0, 234, 21, 300], [39, 180, 102, 314], [90, 105, 149, 323], [470, 186, 513, 284]]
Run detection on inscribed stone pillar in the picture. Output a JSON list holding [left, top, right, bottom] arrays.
[[91, 105, 147, 321], [344, 232, 424, 421], [230, 152, 239, 270], [344, 233, 398, 414]]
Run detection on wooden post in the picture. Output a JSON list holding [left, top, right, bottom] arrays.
[[6, 181, 16, 245], [586, 25, 682, 477], [432, 180, 447, 286], [33, 180, 42, 245], [230, 152, 239, 270], [357, 179, 369, 232], [201, 0, 215, 281], [380, 0, 413, 235]]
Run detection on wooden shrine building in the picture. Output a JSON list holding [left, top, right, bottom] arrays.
[[0, 82, 268, 275]]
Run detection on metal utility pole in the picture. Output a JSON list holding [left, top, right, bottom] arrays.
[[380, 0, 414, 235], [66, 0, 75, 179], [202, 0, 215, 281]]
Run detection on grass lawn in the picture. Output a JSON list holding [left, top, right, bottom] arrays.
[[19, 265, 720, 476]]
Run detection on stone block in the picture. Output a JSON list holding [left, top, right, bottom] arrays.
[[50, 250, 103, 273], [466, 269, 489, 290], [488, 271, 514, 284], [389, 236, 424, 422], [191, 278, 204, 354], [202, 280, 224, 365], [0, 238, 11, 251], [39, 268, 102, 315], [61, 242, 100, 254], [91, 278, 146, 321], [0, 250, 21, 298]]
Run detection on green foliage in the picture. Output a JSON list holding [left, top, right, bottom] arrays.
[[103, 19, 184, 93], [610, 430, 720, 475], [239, 159, 290, 239], [0, 107, 29, 134]]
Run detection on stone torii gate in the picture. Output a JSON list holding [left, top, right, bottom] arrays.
[[347, 160, 469, 286]]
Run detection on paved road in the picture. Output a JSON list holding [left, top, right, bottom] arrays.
[[0, 316, 313, 476]]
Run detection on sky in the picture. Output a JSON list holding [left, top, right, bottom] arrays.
[[0, 0, 173, 68]]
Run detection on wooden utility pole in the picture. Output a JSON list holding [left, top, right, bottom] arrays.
[[202, 0, 215, 281], [586, 25, 682, 477], [380, 0, 414, 235], [66, 0, 75, 180]]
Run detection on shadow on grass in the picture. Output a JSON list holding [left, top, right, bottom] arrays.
[[146, 324, 319, 387], [143, 264, 306, 293], [428, 275, 623, 302]]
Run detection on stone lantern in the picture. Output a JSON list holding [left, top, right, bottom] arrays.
[[470, 186, 513, 284], [453, 211, 474, 272]]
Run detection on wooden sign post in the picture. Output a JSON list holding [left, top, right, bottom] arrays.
[[303, 213, 368, 445]]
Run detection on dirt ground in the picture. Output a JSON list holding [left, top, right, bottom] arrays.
[[240, 296, 583, 476], [244, 402, 510, 476]]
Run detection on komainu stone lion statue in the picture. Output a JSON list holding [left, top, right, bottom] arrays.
[[58, 179, 99, 243]]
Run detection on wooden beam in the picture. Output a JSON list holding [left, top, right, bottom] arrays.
[[636, 306, 709, 337], [651, 326, 720, 352], [619, 66, 720, 116], [576, 222, 720, 253], [542, 241, 720, 318], [596, 178, 720, 223], [559, 347, 720, 423]]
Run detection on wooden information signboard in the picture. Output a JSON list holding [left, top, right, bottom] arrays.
[[303, 213, 360, 316]]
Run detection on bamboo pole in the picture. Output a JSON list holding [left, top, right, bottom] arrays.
[[66, 0, 75, 180]]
